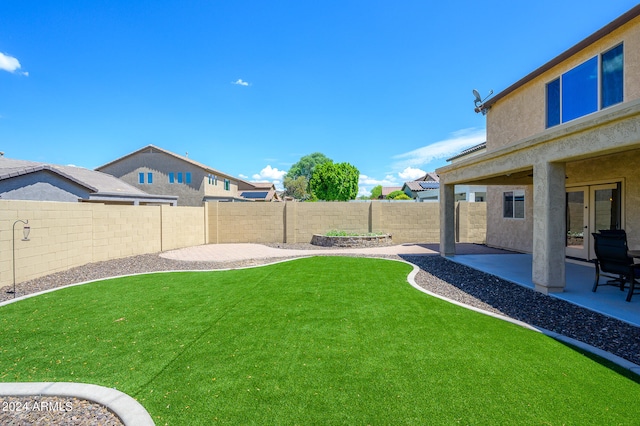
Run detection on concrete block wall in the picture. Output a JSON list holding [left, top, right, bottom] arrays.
[[379, 202, 440, 243], [0, 199, 486, 288], [0, 200, 206, 288], [160, 205, 206, 250], [209, 202, 285, 243], [457, 202, 487, 244]]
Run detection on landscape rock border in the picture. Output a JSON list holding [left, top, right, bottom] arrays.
[[311, 233, 392, 247]]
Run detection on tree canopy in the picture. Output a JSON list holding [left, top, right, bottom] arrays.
[[309, 162, 360, 201], [370, 185, 382, 199], [287, 152, 332, 181], [284, 152, 333, 200]]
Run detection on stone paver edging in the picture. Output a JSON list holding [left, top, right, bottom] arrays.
[[0, 382, 154, 425]]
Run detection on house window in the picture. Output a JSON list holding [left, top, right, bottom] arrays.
[[224, 179, 230, 191], [139, 173, 145, 184], [177, 173, 183, 184], [546, 44, 624, 128], [503, 190, 525, 219], [186, 172, 191, 184], [601, 44, 624, 108], [169, 172, 175, 184], [147, 173, 153, 184]]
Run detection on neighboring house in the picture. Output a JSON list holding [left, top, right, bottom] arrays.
[[380, 186, 402, 199], [437, 5, 640, 295], [97, 145, 278, 206], [402, 170, 485, 202], [402, 172, 439, 199], [0, 157, 177, 205], [238, 181, 281, 202]]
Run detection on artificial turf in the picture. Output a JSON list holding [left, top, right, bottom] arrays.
[[1, 256, 639, 425]]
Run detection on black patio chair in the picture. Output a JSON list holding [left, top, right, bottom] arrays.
[[592, 231, 640, 302]]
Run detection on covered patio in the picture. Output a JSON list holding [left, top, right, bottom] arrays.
[[438, 99, 640, 297], [447, 251, 640, 327]]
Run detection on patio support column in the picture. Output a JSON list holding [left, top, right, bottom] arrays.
[[532, 161, 566, 293], [440, 182, 456, 256]]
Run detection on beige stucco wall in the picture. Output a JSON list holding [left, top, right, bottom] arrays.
[[486, 186, 534, 253], [487, 16, 640, 151]]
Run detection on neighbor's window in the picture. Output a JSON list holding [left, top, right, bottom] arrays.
[[147, 172, 153, 184], [546, 44, 623, 128], [503, 190, 525, 219], [169, 172, 175, 184], [186, 172, 191, 184], [177, 172, 183, 184], [224, 179, 230, 191], [139, 172, 145, 184]]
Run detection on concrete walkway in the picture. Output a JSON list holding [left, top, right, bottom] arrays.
[[159, 242, 510, 262]]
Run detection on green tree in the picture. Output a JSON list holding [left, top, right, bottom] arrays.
[[283, 175, 308, 199], [370, 185, 382, 199], [287, 152, 332, 181], [387, 190, 411, 200], [284, 152, 333, 199], [309, 162, 360, 201]]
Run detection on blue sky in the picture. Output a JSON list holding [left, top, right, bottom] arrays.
[[1, 1, 637, 196]]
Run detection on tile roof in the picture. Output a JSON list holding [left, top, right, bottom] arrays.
[[446, 142, 487, 162], [0, 157, 177, 202]]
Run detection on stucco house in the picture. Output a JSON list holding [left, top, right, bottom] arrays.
[[437, 5, 640, 295], [0, 157, 177, 205], [97, 145, 279, 206]]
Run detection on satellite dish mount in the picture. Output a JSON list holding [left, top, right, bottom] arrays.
[[473, 89, 493, 115]]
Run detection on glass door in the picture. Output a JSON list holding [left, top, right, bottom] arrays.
[[565, 182, 622, 260], [589, 183, 622, 259], [566, 187, 588, 259]]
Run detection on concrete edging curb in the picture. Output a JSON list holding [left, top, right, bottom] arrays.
[[0, 382, 154, 425]]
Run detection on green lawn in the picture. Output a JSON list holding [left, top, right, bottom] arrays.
[[1, 257, 639, 425]]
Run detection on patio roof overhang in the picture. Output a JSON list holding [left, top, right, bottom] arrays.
[[437, 98, 640, 187]]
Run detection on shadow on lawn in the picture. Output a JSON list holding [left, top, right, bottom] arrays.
[[400, 254, 640, 372]]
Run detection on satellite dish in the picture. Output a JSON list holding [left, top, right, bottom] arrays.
[[472, 89, 494, 115], [472, 89, 482, 104]]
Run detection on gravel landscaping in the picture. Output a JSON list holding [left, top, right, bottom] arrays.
[[1, 245, 639, 425]]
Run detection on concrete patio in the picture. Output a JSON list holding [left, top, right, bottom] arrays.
[[448, 252, 640, 327]]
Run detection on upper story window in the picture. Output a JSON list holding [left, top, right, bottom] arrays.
[[186, 172, 191, 184], [139, 172, 153, 184], [224, 179, 230, 191], [177, 172, 183, 184], [169, 172, 175, 184], [546, 44, 623, 128]]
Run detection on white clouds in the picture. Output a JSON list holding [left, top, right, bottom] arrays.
[[392, 128, 485, 170], [251, 165, 286, 190], [232, 78, 250, 86], [359, 174, 399, 187], [357, 128, 486, 197], [0, 52, 27, 75], [398, 167, 426, 180], [252, 165, 286, 181], [358, 174, 400, 197]]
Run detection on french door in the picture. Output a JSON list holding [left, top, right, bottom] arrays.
[[566, 183, 622, 260]]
